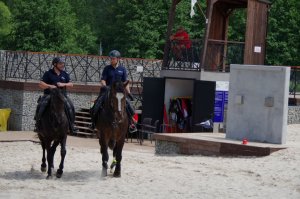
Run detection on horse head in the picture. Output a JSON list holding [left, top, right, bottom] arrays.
[[49, 88, 65, 112], [109, 80, 129, 114]]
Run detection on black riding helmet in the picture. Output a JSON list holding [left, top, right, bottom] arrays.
[[52, 57, 64, 65], [109, 50, 121, 58]]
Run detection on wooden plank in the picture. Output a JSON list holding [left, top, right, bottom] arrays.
[[75, 115, 91, 120], [75, 120, 92, 125], [153, 132, 286, 156]]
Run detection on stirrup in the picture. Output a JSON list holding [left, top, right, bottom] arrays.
[[129, 124, 137, 133]]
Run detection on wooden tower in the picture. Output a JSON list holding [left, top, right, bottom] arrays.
[[163, 0, 271, 71]]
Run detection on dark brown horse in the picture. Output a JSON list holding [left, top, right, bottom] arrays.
[[37, 88, 69, 179], [95, 80, 129, 177]]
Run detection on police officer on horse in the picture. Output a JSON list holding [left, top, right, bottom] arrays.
[[90, 50, 135, 130], [34, 57, 77, 134]]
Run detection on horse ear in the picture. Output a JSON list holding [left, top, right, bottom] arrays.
[[124, 80, 130, 87]]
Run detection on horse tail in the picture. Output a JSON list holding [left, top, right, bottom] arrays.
[[108, 139, 116, 150]]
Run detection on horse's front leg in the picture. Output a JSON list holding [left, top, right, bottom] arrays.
[[56, 136, 67, 178], [113, 140, 125, 177], [46, 141, 59, 179], [49, 141, 59, 169], [46, 147, 53, 179], [110, 147, 117, 173], [40, 141, 47, 172], [99, 138, 109, 177]]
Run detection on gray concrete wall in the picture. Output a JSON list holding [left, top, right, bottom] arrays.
[[226, 65, 290, 144]]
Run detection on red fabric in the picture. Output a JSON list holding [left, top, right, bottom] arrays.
[[172, 31, 191, 48], [133, 113, 138, 122], [181, 99, 188, 118], [163, 104, 171, 133]]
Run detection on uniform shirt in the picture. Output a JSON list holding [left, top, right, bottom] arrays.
[[101, 64, 127, 86], [41, 68, 70, 94]]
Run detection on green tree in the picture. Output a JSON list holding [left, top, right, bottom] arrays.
[[0, 1, 12, 48], [97, 0, 205, 59], [266, 0, 300, 66], [7, 0, 96, 54]]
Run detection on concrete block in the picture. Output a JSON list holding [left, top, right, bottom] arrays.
[[226, 64, 290, 144]]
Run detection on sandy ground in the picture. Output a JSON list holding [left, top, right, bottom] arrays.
[[0, 125, 300, 199]]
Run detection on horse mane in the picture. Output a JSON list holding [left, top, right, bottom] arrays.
[[39, 88, 69, 138]]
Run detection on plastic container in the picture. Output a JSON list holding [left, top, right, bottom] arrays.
[[0, 108, 12, 131]]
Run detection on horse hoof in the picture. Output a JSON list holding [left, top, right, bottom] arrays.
[[56, 173, 62, 178], [101, 169, 107, 177], [113, 171, 121, 178], [56, 169, 63, 178], [46, 175, 52, 180], [41, 166, 47, 173]]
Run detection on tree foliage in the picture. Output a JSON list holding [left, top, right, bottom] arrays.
[[266, 0, 300, 66], [5, 0, 96, 54], [1, 0, 299, 65], [0, 1, 12, 47]]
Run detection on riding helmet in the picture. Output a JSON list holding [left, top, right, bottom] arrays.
[[108, 50, 121, 58], [52, 57, 64, 65]]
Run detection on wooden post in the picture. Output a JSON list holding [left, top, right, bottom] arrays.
[[201, 0, 217, 70]]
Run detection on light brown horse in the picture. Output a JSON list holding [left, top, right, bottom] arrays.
[[37, 88, 69, 179], [95, 80, 129, 177]]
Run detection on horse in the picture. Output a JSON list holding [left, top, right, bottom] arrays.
[[37, 88, 69, 179], [95, 80, 129, 177]]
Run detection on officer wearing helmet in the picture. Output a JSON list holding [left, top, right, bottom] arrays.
[[90, 50, 135, 129], [34, 57, 77, 134]]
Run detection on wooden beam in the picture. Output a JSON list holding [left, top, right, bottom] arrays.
[[162, 0, 180, 68], [201, 0, 217, 69]]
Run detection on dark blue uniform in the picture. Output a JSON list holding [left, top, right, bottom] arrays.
[[101, 64, 127, 86], [35, 68, 75, 134], [41, 69, 70, 94], [90, 63, 134, 129]]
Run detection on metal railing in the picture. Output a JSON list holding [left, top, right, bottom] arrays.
[[163, 39, 245, 72], [163, 39, 203, 71], [290, 66, 300, 99]]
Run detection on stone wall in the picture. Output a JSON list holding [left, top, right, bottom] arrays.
[[1, 84, 299, 131], [0, 87, 98, 131], [0, 80, 101, 131], [0, 88, 23, 130], [288, 106, 300, 124]]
